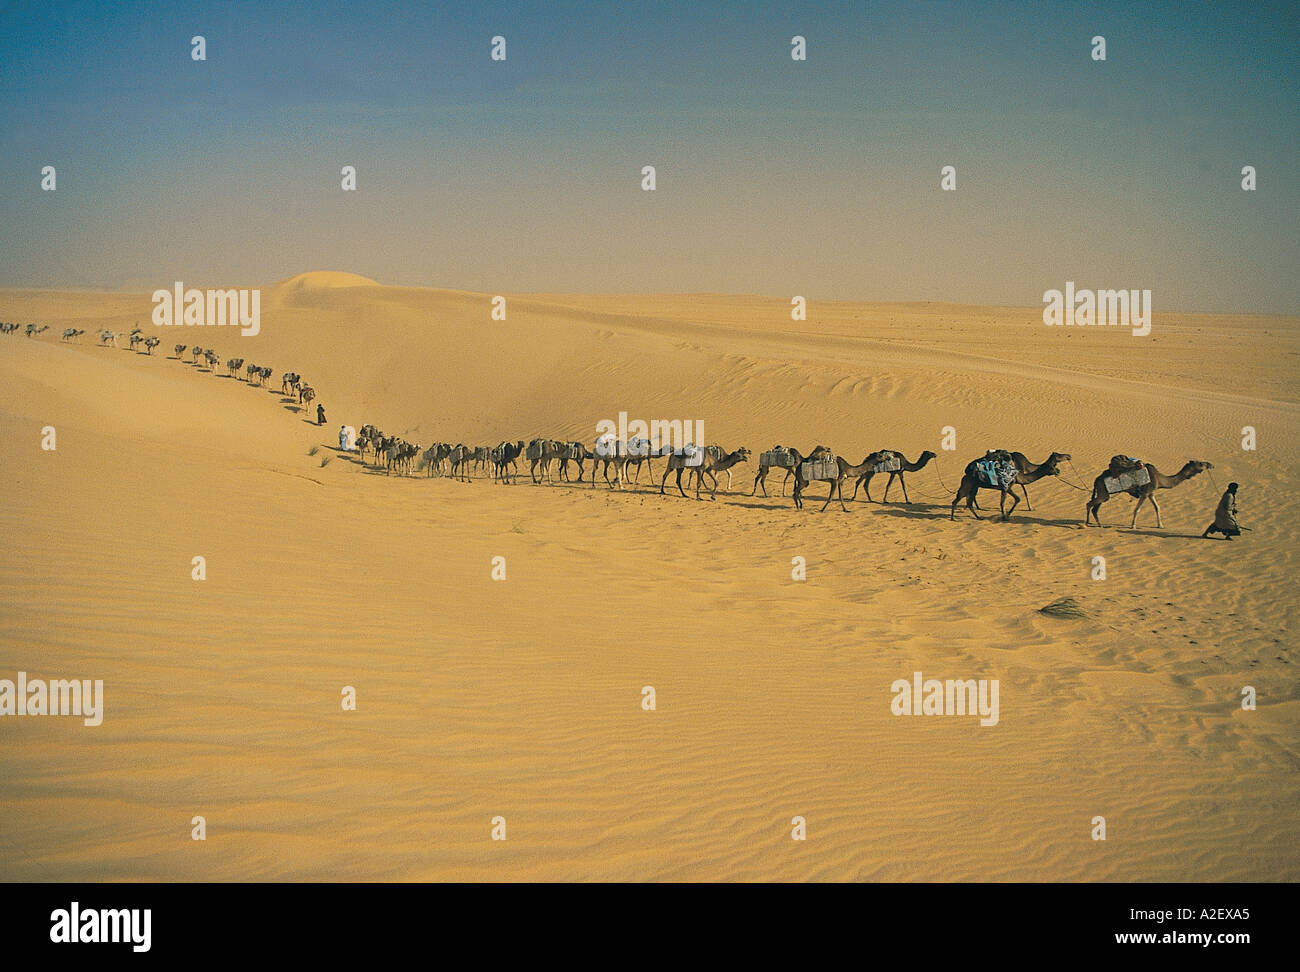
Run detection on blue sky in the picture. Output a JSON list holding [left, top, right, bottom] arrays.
[[1, 0, 1296, 311]]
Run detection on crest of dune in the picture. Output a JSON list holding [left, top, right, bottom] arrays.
[[273, 270, 380, 292]]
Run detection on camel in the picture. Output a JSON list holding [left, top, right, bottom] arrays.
[[849, 450, 937, 504], [173, 343, 188, 358], [299, 385, 316, 411], [785, 447, 840, 510], [100, 330, 118, 347], [398, 441, 419, 475], [589, 436, 629, 489], [61, 328, 85, 342], [190, 346, 203, 363], [421, 442, 451, 476], [950, 450, 1066, 521], [812, 453, 892, 512], [659, 445, 722, 499], [129, 332, 145, 351], [700, 445, 746, 492], [282, 372, 301, 396], [226, 357, 244, 377], [448, 444, 473, 481], [492, 441, 524, 483], [970, 451, 1073, 511], [527, 438, 561, 484], [355, 426, 379, 462], [694, 446, 751, 498], [529, 439, 588, 484], [24, 325, 48, 338], [203, 349, 219, 370], [752, 445, 831, 497], [143, 336, 160, 355], [0, 323, 17, 335], [557, 442, 588, 482], [379, 438, 415, 475], [1085, 459, 1213, 528], [621, 438, 665, 485]]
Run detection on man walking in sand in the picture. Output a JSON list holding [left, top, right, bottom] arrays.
[[1202, 482, 1242, 539], [316, 403, 326, 426]]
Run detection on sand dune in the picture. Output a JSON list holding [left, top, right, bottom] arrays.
[[0, 281, 1296, 881]]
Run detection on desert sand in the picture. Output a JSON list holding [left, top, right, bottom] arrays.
[[0, 272, 1295, 881]]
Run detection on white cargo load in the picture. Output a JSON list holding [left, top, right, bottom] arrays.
[[1103, 467, 1151, 493], [800, 457, 839, 481]]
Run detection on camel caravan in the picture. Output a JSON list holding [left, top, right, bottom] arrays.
[[9, 322, 1228, 532]]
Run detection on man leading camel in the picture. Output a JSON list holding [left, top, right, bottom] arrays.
[[1202, 483, 1242, 539]]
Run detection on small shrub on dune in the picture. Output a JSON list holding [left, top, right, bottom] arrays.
[[1039, 597, 1088, 619]]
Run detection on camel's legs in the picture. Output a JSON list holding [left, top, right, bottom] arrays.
[[1130, 494, 1146, 528], [1151, 495, 1163, 529], [781, 469, 792, 496], [956, 483, 983, 520], [819, 480, 849, 512], [676, 468, 687, 498], [1003, 489, 1020, 520], [1019, 484, 1033, 511], [899, 475, 911, 504]]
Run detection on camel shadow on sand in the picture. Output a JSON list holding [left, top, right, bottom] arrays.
[[727, 500, 792, 511]]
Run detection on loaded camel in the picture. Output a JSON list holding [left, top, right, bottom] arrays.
[[969, 450, 1072, 511], [661, 445, 749, 499], [752, 445, 831, 497], [950, 450, 1066, 521], [557, 442, 589, 483], [813, 453, 892, 512], [143, 336, 160, 355], [422, 442, 451, 476], [589, 437, 628, 489], [701, 444, 747, 492], [492, 441, 525, 483], [697, 446, 751, 498], [527, 439, 562, 484], [1084, 459, 1213, 529], [850, 450, 938, 504]]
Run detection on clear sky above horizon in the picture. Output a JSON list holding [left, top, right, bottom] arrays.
[[1, 0, 1296, 313]]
